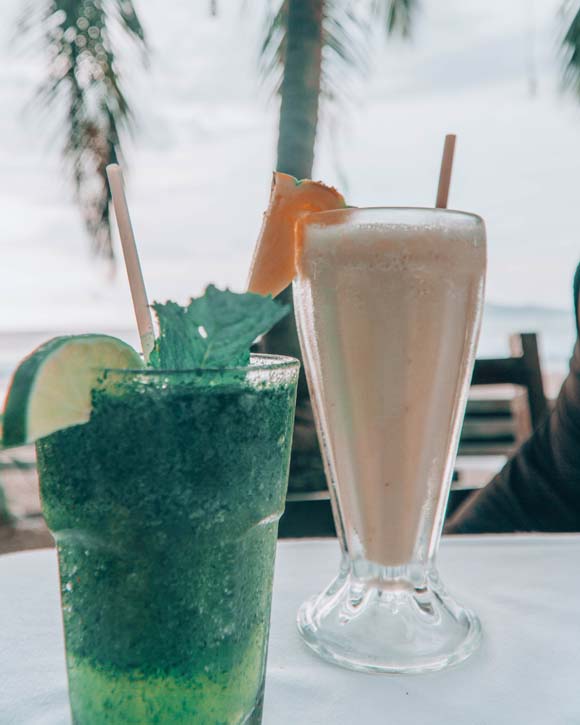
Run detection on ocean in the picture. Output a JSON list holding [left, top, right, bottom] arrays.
[[0, 303, 574, 401], [478, 303, 575, 372]]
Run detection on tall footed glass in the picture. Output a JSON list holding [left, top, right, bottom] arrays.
[[293, 208, 486, 674], [37, 355, 299, 723]]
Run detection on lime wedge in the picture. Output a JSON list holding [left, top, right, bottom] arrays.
[[2, 335, 143, 447]]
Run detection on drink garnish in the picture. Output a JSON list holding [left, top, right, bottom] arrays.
[[247, 172, 346, 298], [1, 335, 143, 447], [149, 285, 289, 369]]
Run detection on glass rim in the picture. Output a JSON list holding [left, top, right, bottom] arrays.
[[300, 206, 484, 226], [102, 352, 300, 376]]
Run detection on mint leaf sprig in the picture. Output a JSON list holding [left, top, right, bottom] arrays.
[[149, 285, 289, 369]]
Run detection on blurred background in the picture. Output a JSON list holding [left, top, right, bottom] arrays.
[[2, 0, 580, 541], [2, 1, 580, 373]]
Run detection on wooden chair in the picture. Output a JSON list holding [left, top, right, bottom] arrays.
[[449, 332, 548, 515], [468, 332, 548, 445], [279, 332, 548, 538]]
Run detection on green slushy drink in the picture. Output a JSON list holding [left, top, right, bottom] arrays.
[[37, 356, 298, 723], [1, 286, 297, 724]]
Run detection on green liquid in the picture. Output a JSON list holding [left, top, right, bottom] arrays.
[[37, 366, 297, 724]]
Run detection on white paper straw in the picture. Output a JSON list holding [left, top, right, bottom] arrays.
[[435, 134, 457, 209], [106, 164, 155, 362]]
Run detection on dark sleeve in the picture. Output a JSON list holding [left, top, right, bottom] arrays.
[[445, 264, 580, 534]]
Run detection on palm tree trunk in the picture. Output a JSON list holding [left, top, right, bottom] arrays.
[[266, 0, 323, 373], [263, 0, 325, 492], [276, 0, 323, 178]]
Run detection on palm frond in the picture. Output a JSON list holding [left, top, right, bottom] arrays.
[[260, 1, 369, 104], [259, 0, 416, 106], [258, 0, 288, 96], [373, 0, 418, 38], [323, 8, 370, 80], [561, 1, 580, 98], [19, 0, 148, 259]]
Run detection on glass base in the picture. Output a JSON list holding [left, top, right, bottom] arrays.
[[297, 561, 481, 674]]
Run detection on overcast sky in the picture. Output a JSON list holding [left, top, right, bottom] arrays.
[[1, 0, 579, 331]]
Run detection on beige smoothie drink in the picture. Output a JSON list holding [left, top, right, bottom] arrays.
[[294, 208, 486, 567]]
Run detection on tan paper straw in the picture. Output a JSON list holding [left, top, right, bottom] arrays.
[[106, 164, 155, 362], [435, 134, 456, 209]]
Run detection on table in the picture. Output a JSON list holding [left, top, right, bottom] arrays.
[[1, 535, 579, 724]]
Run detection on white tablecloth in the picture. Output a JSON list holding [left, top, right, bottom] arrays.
[[0, 535, 579, 724]]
